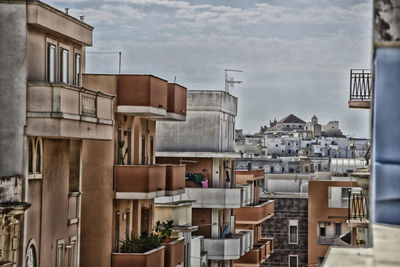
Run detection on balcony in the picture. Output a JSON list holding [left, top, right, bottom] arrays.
[[117, 75, 168, 117], [317, 234, 352, 247], [235, 200, 274, 225], [191, 236, 208, 267], [155, 83, 187, 121], [238, 230, 254, 254], [348, 69, 371, 109], [112, 246, 165, 267], [115, 165, 166, 199], [185, 187, 243, 208], [26, 82, 114, 140], [154, 200, 192, 227], [204, 235, 243, 260], [235, 169, 265, 185], [165, 165, 185, 196], [234, 249, 262, 266], [163, 237, 185, 267], [348, 192, 369, 227]]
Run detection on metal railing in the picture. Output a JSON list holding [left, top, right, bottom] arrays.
[[81, 93, 97, 117], [350, 69, 372, 101], [348, 191, 369, 221]]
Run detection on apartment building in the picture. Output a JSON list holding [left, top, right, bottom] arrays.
[[81, 74, 188, 267], [0, 1, 114, 267], [233, 170, 274, 266], [261, 194, 308, 267], [156, 90, 274, 267], [308, 180, 360, 266]]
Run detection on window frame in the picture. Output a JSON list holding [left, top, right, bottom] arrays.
[[46, 37, 57, 82], [59, 44, 70, 84], [288, 255, 298, 267], [26, 243, 38, 267], [28, 137, 43, 180], [288, 219, 298, 244], [74, 48, 82, 86]]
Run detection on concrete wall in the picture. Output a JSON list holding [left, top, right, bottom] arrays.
[[0, 1, 27, 178], [157, 90, 237, 153]]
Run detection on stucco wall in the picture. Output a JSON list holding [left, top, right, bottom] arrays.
[[81, 139, 114, 267], [156, 90, 237, 153], [0, 1, 27, 178]]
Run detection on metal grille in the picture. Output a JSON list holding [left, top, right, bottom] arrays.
[[350, 69, 372, 101], [81, 94, 97, 117], [348, 192, 369, 221]]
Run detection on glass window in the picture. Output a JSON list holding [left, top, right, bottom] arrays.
[[60, 49, 69, 83], [74, 53, 81, 86], [26, 245, 37, 267], [289, 220, 298, 244], [28, 140, 34, 174], [68, 240, 76, 267], [35, 139, 41, 174], [289, 255, 298, 267], [47, 44, 56, 82]]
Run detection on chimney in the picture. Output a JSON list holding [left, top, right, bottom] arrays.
[[80, 15, 85, 22], [65, 8, 69, 14]]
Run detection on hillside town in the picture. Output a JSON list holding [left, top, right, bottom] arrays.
[[1, 1, 400, 267]]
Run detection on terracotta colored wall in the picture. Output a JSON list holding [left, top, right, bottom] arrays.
[[81, 139, 114, 267], [192, 208, 212, 238], [308, 180, 358, 265]]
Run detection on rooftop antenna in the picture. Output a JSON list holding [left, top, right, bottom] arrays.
[[225, 69, 243, 93], [86, 51, 122, 74]]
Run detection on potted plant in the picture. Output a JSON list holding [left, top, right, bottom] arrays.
[[154, 220, 185, 267], [112, 233, 165, 267]]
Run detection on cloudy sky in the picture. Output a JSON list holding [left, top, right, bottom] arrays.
[[50, 0, 372, 138]]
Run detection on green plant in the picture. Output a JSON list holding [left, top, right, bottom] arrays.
[[120, 233, 161, 253], [154, 220, 174, 242]]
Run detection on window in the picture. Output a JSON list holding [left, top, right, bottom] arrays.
[[47, 43, 56, 82], [126, 209, 130, 237], [150, 136, 154, 165], [288, 220, 298, 244], [141, 136, 146, 165], [115, 211, 120, 252], [289, 255, 298, 267], [28, 140, 34, 174], [335, 223, 341, 237], [319, 224, 326, 236], [60, 48, 69, 83], [28, 137, 42, 179], [26, 245, 37, 267], [56, 240, 64, 267], [74, 53, 81, 86]]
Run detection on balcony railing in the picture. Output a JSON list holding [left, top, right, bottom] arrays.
[[165, 165, 185, 195], [185, 187, 243, 208], [204, 235, 242, 260], [112, 246, 165, 267], [115, 165, 166, 199], [317, 233, 352, 247], [349, 69, 372, 109], [26, 82, 114, 140], [235, 169, 265, 184], [348, 192, 369, 223], [117, 75, 168, 117], [235, 200, 274, 224], [163, 237, 185, 267]]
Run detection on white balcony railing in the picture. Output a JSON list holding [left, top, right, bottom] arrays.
[[204, 235, 242, 260], [185, 187, 243, 208]]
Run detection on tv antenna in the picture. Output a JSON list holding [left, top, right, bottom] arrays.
[[225, 69, 243, 93]]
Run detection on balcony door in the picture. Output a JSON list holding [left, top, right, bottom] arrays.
[[335, 223, 341, 236], [141, 207, 151, 235], [141, 136, 146, 165]]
